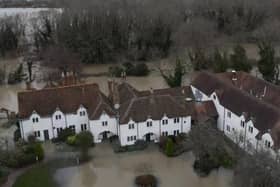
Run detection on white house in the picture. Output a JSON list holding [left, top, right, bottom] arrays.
[[18, 81, 196, 146], [191, 71, 280, 156], [108, 82, 194, 146], [18, 83, 117, 143]]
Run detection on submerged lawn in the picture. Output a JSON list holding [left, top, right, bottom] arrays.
[[13, 164, 57, 187]]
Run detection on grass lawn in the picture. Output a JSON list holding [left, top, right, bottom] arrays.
[[12, 164, 57, 187]]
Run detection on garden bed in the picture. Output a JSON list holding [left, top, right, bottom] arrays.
[[159, 134, 193, 157]]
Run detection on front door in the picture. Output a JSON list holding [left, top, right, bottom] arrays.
[[44, 130, 49, 140], [146, 133, 151, 142], [103, 132, 108, 139]]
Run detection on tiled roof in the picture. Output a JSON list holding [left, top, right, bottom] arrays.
[[217, 71, 280, 110], [191, 71, 280, 148], [119, 95, 191, 124], [18, 83, 115, 119], [116, 82, 195, 124]]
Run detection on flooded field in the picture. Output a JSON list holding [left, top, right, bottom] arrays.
[[54, 143, 233, 187], [0, 57, 192, 112]]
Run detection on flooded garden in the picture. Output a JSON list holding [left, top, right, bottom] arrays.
[[54, 143, 233, 187]]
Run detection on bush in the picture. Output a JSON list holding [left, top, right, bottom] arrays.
[[66, 135, 77, 146], [57, 128, 75, 142], [76, 131, 94, 161], [27, 143, 44, 161], [132, 63, 149, 76], [0, 142, 44, 168], [14, 129, 21, 142], [109, 66, 123, 77], [122, 62, 134, 75], [165, 138, 175, 157]]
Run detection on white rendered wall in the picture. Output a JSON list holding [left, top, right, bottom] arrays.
[[20, 112, 53, 141], [89, 112, 117, 143]]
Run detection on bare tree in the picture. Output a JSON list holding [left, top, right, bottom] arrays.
[[42, 45, 82, 76], [234, 151, 280, 187]]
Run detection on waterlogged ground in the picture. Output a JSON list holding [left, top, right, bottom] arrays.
[[54, 143, 233, 187], [0, 57, 192, 112]]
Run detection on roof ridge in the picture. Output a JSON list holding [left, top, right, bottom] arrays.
[[90, 92, 103, 119], [200, 71, 280, 114], [124, 82, 138, 98], [121, 98, 136, 123]]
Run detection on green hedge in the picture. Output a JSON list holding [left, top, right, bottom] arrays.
[[0, 142, 44, 168]]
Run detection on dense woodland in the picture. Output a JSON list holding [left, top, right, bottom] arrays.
[[0, 0, 280, 84]]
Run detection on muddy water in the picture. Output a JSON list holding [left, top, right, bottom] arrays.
[[0, 82, 45, 112], [54, 144, 233, 187], [83, 58, 192, 94], [0, 57, 192, 112]]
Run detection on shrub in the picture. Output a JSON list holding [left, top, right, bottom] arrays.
[[0, 142, 44, 168], [230, 45, 252, 72], [14, 129, 21, 142], [122, 62, 134, 75], [66, 135, 77, 146], [57, 128, 75, 142], [76, 131, 94, 161], [29, 143, 44, 161], [165, 138, 175, 157], [161, 58, 185, 87], [132, 63, 149, 76], [109, 66, 123, 77]]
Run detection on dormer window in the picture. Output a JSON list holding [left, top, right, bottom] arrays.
[[32, 117, 39, 123], [265, 140, 271, 148], [80, 111, 86, 116], [128, 124, 135, 129], [147, 121, 152, 127], [102, 121, 108, 126], [55, 115, 62, 120], [162, 119, 168, 125]]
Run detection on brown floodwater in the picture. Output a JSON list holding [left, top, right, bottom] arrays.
[[54, 143, 233, 187], [0, 57, 192, 112]]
